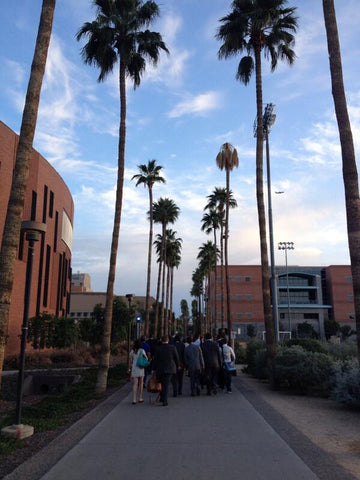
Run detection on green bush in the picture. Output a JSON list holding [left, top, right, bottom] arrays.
[[234, 342, 246, 364], [284, 338, 326, 353], [331, 359, 360, 404], [322, 341, 357, 361], [252, 349, 268, 380], [244, 340, 266, 374], [274, 346, 334, 395]]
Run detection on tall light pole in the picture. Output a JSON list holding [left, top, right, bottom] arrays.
[[2, 221, 46, 440], [254, 103, 279, 342], [278, 242, 295, 335], [263, 103, 279, 342], [125, 293, 134, 369]]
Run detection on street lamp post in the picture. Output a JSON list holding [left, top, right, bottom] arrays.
[[2, 221, 46, 440], [263, 103, 279, 342], [278, 242, 295, 335], [125, 294, 134, 369]]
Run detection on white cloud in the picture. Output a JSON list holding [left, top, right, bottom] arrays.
[[168, 91, 222, 118]]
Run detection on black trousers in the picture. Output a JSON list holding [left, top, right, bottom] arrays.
[[171, 369, 184, 395], [158, 373, 172, 404]]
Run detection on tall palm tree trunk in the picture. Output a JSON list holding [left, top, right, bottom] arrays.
[[225, 170, 231, 335], [170, 266, 174, 330], [322, 0, 360, 363], [254, 47, 276, 386], [96, 61, 126, 394], [213, 229, 218, 333], [165, 263, 170, 335], [154, 256, 162, 337], [0, 0, 56, 388], [160, 233, 166, 335], [145, 186, 154, 336], [220, 221, 225, 331]]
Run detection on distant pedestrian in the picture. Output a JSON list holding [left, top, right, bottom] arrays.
[[152, 335, 179, 406], [129, 339, 147, 404], [220, 337, 236, 393], [200, 332, 222, 395], [184, 336, 204, 396], [171, 335, 186, 396]]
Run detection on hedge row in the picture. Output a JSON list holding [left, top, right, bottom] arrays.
[[244, 339, 360, 404]]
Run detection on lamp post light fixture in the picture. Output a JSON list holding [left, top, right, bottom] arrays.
[[2, 221, 46, 440], [278, 242, 295, 334]]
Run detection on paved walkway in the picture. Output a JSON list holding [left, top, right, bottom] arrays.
[[5, 374, 355, 480]]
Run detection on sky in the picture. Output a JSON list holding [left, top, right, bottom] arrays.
[[1, 0, 360, 316]]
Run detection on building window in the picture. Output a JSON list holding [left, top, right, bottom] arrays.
[[245, 276, 251, 282], [43, 245, 51, 307], [236, 293, 241, 301], [347, 294, 354, 302], [246, 293, 252, 301], [77, 312, 82, 317], [49, 191, 54, 218], [31, 191, 37, 221], [216, 294, 222, 300], [246, 312, 252, 318], [236, 275, 241, 283], [236, 312, 243, 319], [349, 313, 355, 320], [346, 276, 352, 283]]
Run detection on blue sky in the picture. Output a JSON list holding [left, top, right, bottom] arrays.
[[1, 0, 360, 315]]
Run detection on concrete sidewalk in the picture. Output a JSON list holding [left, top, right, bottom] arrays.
[[5, 375, 355, 480]]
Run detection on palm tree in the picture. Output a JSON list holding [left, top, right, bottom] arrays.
[[217, 0, 298, 381], [191, 267, 205, 335], [0, 0, 56, 388], [204, 187, 237, 332], [197, 241, 220, 332], [132, 159, 165, 336], [201, 209, 221, 330], [216, 143, 239, 336], [164, 230, 182, 335], [153, 198, 180, 336], [77, 0, 168, 393], [322, 0, 360, 362]]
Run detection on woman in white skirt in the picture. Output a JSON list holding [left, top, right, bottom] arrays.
[[129, 339, 147, 404]]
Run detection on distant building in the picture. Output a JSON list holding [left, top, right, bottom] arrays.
[[0, 121, 74, 356], [71, 272, 93, 292], [208, 264, 355, 341]]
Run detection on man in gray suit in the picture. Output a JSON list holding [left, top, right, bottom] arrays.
[[184, 336, 204, 396], [152, 335, 179, 406]]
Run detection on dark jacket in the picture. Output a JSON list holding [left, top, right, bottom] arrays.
[[152, 343, 179, 375], [174, 340, 185, 368], [200, 340, 222, 369]]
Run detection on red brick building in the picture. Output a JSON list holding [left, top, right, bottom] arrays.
[[208, 264, 355, 340], [0, 121, 74, 356]]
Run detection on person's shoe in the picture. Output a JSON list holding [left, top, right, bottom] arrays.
[[226, 390, 232, 394], [191, 393, 195, 397], [173, 393, 177, 397], [213, 388, 217, 395], [162, 402, 168, 406], [132, 402, 136, 405]]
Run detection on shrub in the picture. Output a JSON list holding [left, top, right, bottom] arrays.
[[284, 338, 326, 353], [244, 340, 266, 374], [234, 342, 246, 364], [331, 359, 360, 404], [322, 341, 357, 361], [274, 345, 334, 395]]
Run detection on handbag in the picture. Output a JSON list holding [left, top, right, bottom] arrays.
[[147, 373, 162, 393], [136, 349, 150, 369], [223, 361, 236, 373]]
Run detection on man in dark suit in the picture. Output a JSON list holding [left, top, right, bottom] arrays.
[[152, 335, 179, 406], [200, 332, 222, 395]]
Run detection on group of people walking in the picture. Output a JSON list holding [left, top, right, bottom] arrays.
[[129, 333, 236, 407]]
